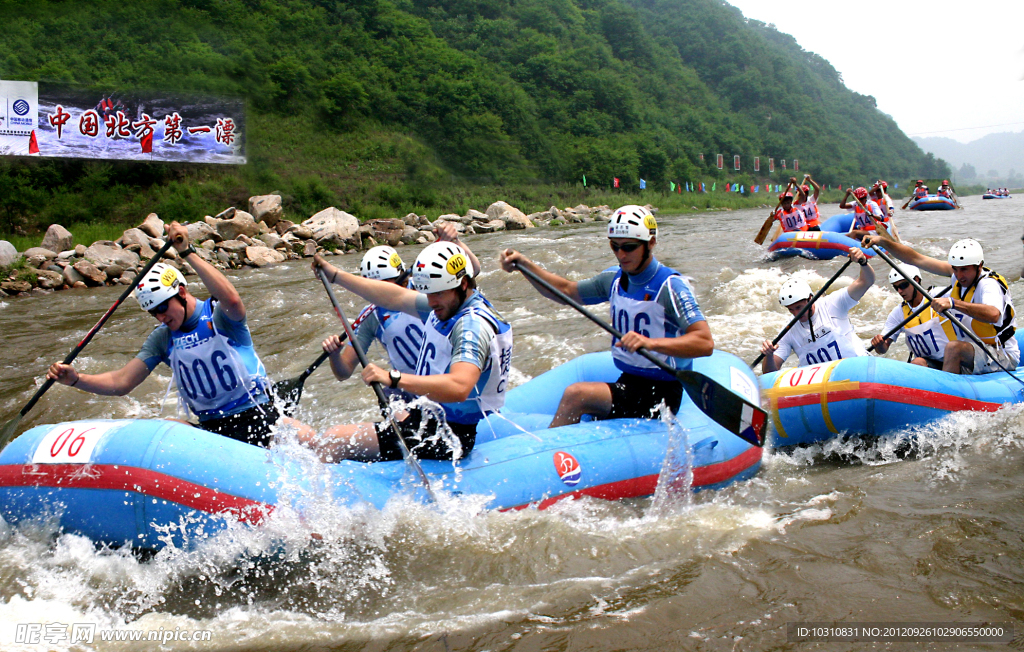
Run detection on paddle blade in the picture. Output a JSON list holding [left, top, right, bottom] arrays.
[[753, 215, 776, 245], [678, 371, 766, 447], [0, 413, 24, 452], [272, 376, 304, 418]]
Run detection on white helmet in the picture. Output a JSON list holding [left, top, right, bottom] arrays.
[[947, 239, 983, 267], [412, 242, 472, 293], [360, 245, 405, 281], [779, 278, 813, 307], [607, 205, 657, 242], [134, 263, 186, 311], [888, 264, 921, 285]]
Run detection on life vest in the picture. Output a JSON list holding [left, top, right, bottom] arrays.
[[781, 290, 868, 366], [372, 304, 425, 374], [167, 299, 268, 419], [851, 200, 884, 230], [608, 263, 696, 380], [414, 292, 513, 425], [938, 187, 951, 198], [803, 197, 821, 227], [775, 206, 808, 232], [914, 187, 928, 198], [899, 293, 956, 362], [950, 268, 1016, 346]]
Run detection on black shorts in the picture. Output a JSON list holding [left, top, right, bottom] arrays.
[[603, 372, 684, 420], [374, 408, 477, 462], [921, 357, 944, 370], [199, 399, 279, 448], [806, 226, 821, 232]]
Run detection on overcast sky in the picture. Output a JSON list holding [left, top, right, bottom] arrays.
[[725, 0, 1024, 144]]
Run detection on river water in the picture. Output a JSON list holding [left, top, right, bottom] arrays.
[[1, 195, 1022, 651]]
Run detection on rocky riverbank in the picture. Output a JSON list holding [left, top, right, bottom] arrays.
[[0, 196, 629, 299]]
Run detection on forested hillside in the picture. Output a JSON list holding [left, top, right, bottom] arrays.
[[0, 0, 949, 232]]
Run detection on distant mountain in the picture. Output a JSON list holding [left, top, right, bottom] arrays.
[[914, 132, 1024, 181]]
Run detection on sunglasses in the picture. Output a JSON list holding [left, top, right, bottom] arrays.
[[149, 298, 173, 316], [609, 242, 642, 253], [892, 281, 910, 292]]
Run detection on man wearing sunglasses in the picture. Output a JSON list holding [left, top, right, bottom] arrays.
[[499, 204, 713, 428], [861, 235, 1018, 375], [871, 264, 955, 369], [45, 221, 279, 446]]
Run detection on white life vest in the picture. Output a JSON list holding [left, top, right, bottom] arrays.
[[415, 295, 514, 424], [374, 306, 425, 374], [167, 299, 267, 417], [779, 291, 868, 366]]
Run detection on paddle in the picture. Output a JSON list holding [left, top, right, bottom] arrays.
[[315, 267, 436, 500], [866, 285, 952, 353], [753, 181, 796, 245], [868, 245, 1024, 388], [0, 238, 177, 451], [272, 306, 374, 416], [751, 259, 854, 368], [513, 263, 767, 447]]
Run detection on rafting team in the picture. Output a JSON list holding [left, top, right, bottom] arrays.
[[43, 196, 1017, 460]]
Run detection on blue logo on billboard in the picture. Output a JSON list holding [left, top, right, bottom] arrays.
[[12, 99, 30, 116]]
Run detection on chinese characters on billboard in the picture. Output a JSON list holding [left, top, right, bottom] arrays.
[[0, 80, 245, 164]]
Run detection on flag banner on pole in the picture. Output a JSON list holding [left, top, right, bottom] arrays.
[[670, 181, 676, 192], [781, 159, 786, 170], [793, 159, 799, 171], [741, 185, 745, 193], [716, 154, 724, 170], [754, 156, 760, 172], [769, 158, 775, 173], [712, 182, 716, 191], [613, 177, 620, 188], [640, 178, 646, 190], [733, 154, 740, 171], [583, 174, 587, 187]]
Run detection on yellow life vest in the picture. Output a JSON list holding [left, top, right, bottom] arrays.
[[951, 268, 1016, 346]]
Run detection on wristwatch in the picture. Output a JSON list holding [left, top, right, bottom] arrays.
[[180, 244, 197, 258], [389, 369, 402, 388]]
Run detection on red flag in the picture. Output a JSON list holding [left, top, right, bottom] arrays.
[[28, 130, 39, 154], [140, 132, 153, 154], [677, 182, 682, 194], [613, 177, 620, 188]]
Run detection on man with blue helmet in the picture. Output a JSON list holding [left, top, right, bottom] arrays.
[[499, 204, 713, 427]]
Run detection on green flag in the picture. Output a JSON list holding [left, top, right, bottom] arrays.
[[670, 181, 676, 192], [712, 182, 716, 191], [582, 174, 587, 187]]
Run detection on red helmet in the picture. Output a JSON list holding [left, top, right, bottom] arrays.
[[878, 180, 888, 189], [916, 179, 924, 185], [779, 191, 793, 201], [800, 184, 810, 193], [942, 179, 949, 185], [853, 187, 868, 199]]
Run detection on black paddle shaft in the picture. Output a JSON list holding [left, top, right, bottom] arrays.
[[316, 267, 436, 498], [17, 238, 177, 420], [870, 245, 1024, 387], [751, 258, 855, 368], [513, 262, 766, 447]]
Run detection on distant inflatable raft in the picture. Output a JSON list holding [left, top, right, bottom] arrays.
[[758, 332, 1024, 446], [767, 213, 876, 261], [907, 195, 957, 210]]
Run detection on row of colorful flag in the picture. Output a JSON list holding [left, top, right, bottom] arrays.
[[586, 176, 901, 192]]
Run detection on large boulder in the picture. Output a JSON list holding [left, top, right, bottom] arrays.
[[464, 209, 487, 223], [138, 213, 165, 238], [120, 228, 157, 259], [0, 279, 31, 294], [368, 219, 406, 247], [84, 243, 140, 270], [248, 195, 283, 228], [0, 241, 20, 268], [23, 247, 58, 260], [40, 224, 73, 253], [205, 210, 259, 241], [485, 201, 533, 230], [216, 240, 249, 255], [258, 232, 286, 250], [73, 260, 107, 286], [62, 265, 85, 286], [302, 207, 360, 247], [187, 221, 222, 244], [35, 269, 64, 290], [245, 246, 286, 268]]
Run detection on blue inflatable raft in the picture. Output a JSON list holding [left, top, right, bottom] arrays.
[[0, 351, 763, 549], [758, 332, 1024, 446], [767, 213, 876, 261], [907, 195, 956, 210], [982, 193, 1010, 200]]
